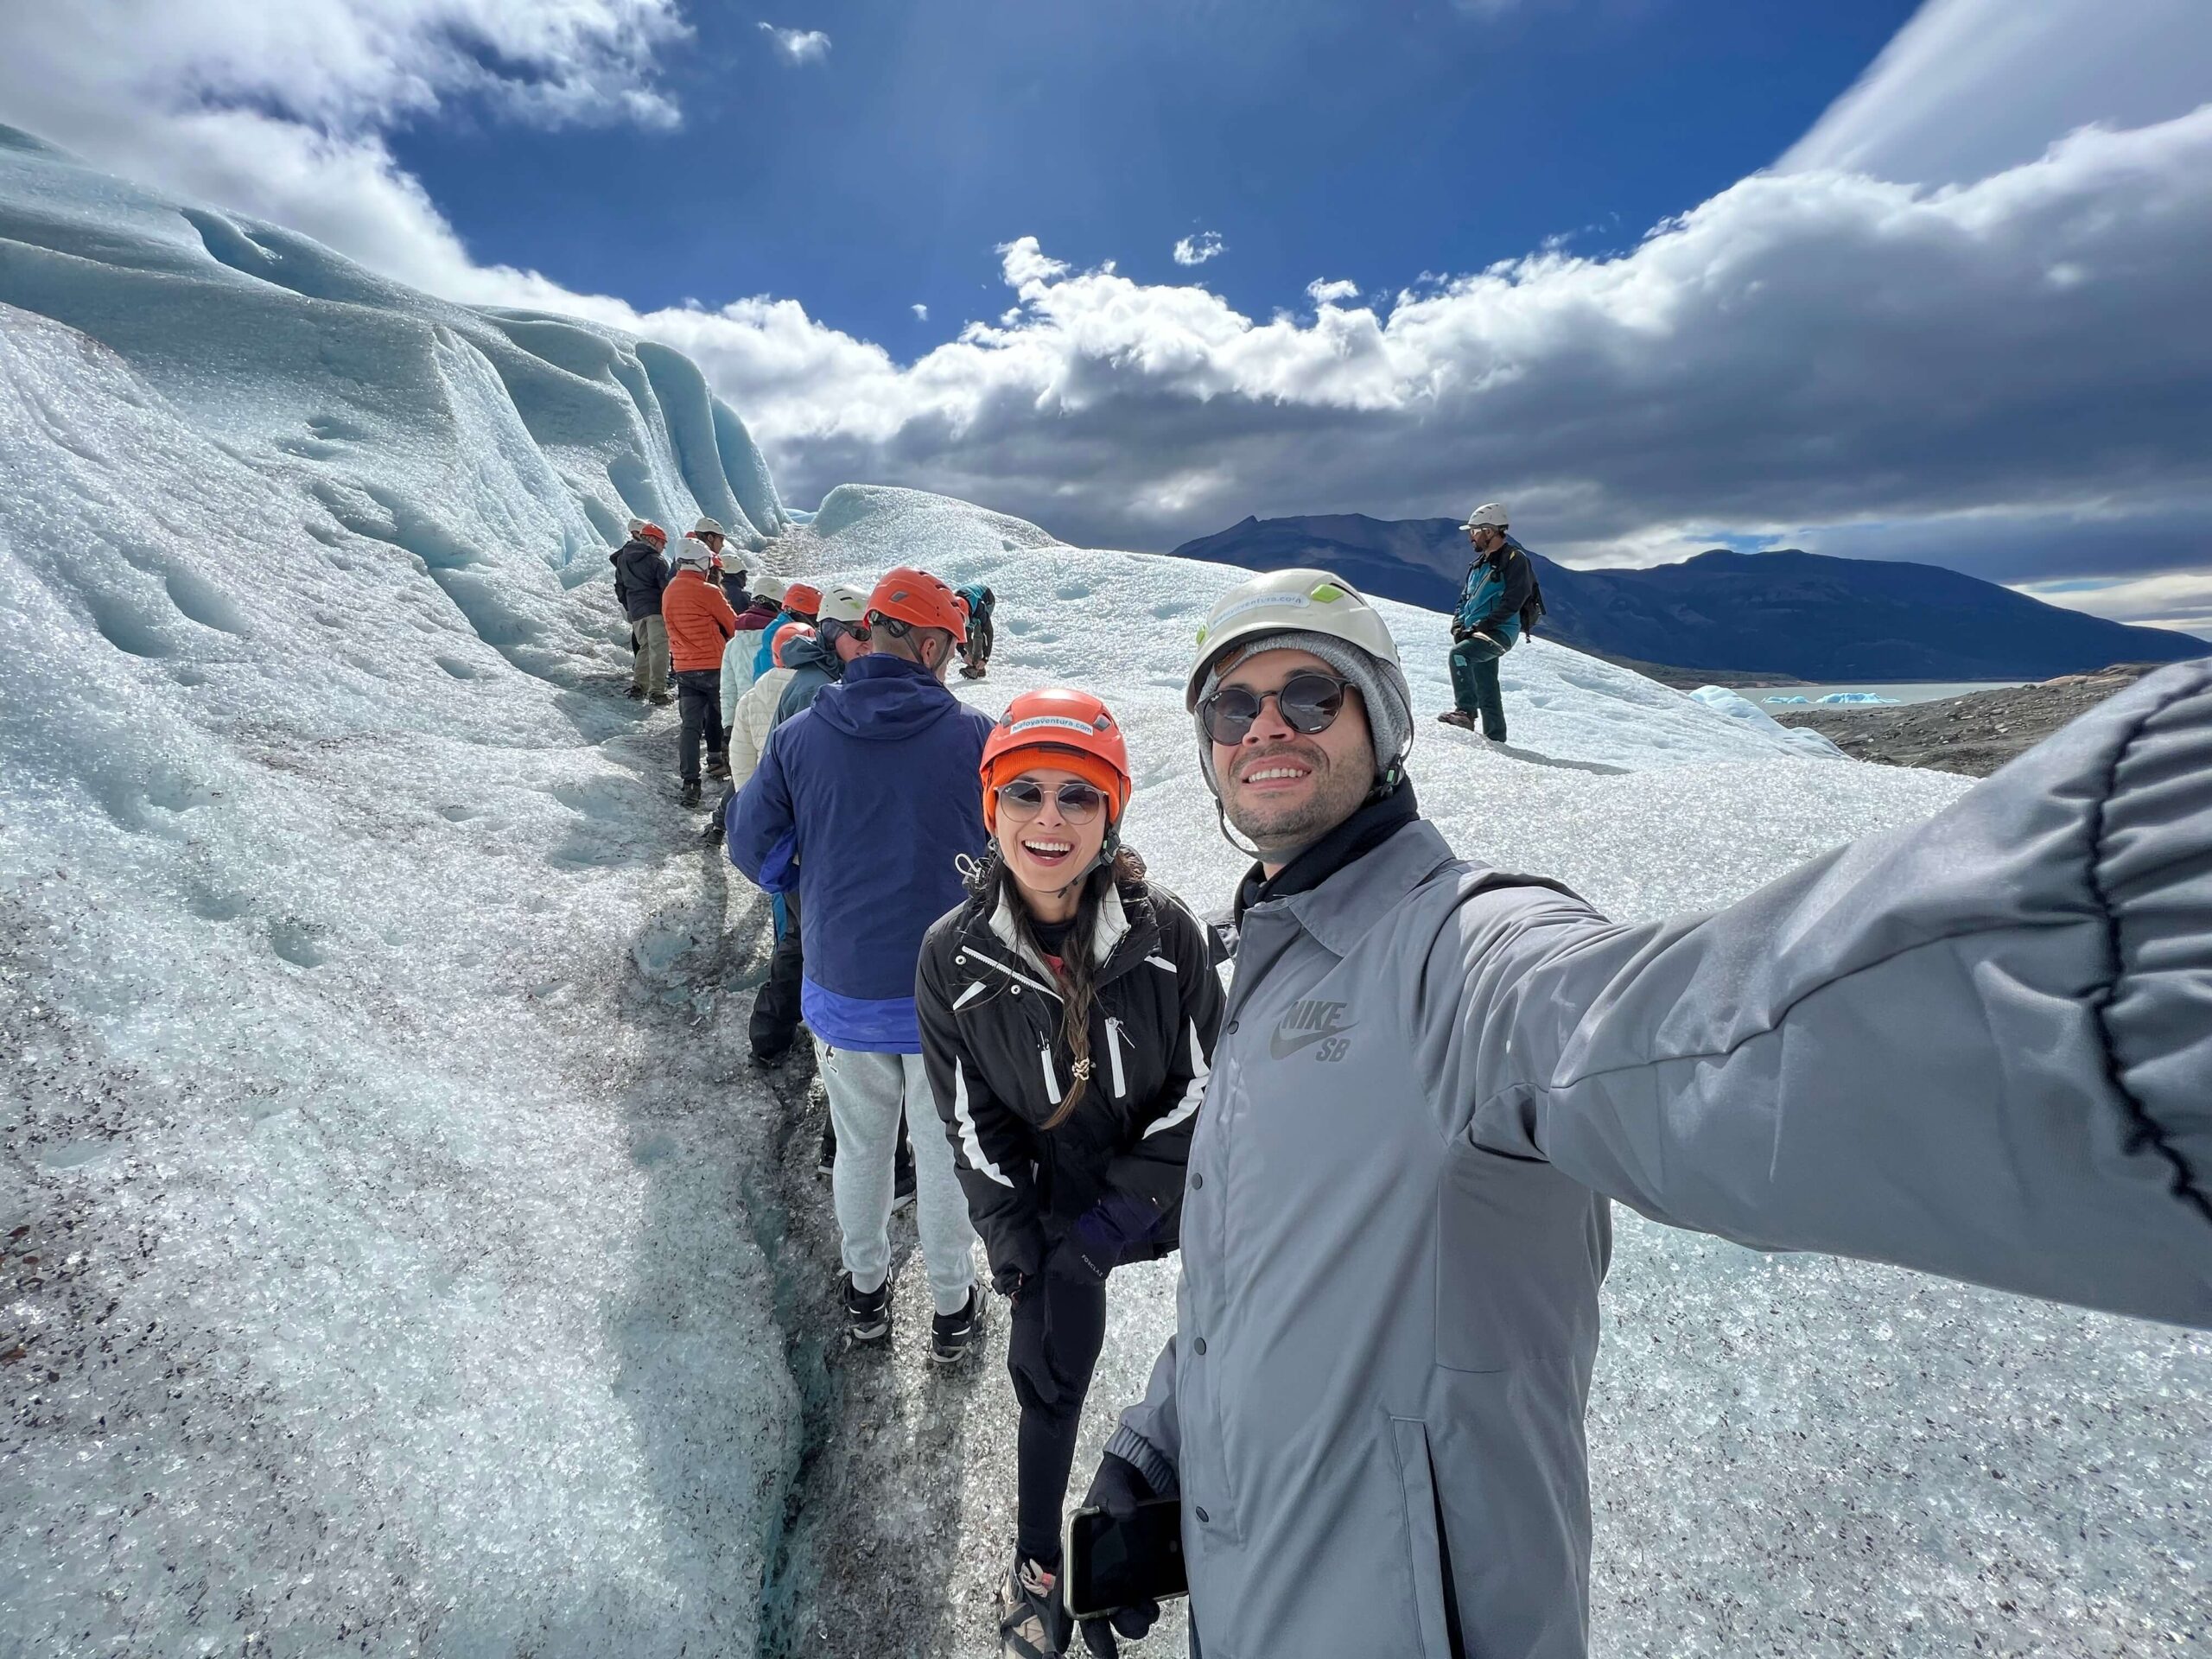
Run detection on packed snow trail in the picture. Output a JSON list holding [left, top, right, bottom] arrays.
[[3, 124, 2207, 1658]]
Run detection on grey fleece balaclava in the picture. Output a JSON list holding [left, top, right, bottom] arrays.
[[1193, 628, 1414, 797]]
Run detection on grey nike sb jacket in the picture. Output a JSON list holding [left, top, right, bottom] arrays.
[[1105, 658, 2212, 1659]]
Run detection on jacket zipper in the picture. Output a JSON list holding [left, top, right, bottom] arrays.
[[1104, 1017, 1128, 1098]]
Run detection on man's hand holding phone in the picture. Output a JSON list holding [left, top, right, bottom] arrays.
[[1071, 1452, 1182, 1656]]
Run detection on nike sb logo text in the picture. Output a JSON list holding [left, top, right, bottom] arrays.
[[1269, 999, 1357, 1061]]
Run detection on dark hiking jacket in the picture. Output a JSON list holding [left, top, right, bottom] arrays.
[[1453, 536, 1534, 642], [610, 537, 670, 622], [917, 879, 1223, 1288]]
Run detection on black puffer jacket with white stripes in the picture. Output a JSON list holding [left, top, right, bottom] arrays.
[[917, 877, 1224, 1291]]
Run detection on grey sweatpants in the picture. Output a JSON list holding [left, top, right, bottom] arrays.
[[815, 1042, 976, 1316]]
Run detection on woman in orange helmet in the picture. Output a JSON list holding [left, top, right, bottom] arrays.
[[915, 688, 1224, 1659]]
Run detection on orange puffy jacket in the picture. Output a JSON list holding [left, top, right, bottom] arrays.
[[662, 569, 741, 672]]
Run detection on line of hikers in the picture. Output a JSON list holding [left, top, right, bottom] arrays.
[[698, 552, 2210, 1659], [608, 513, 995, 806]]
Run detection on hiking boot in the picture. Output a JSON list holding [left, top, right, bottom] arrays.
[[1437, 709, 1480, 731], [893, 1142, 916, 1213], [959, 663, 988, 680], [679, 778, 702, 808], [625, 684, 646, 701], [842, 1273, 890, 1344], [997, 1552, 1071, 1657], [649, 690, 672, 706], [817, 1123, 836, 1176], [706, 753, 731, 779], [751, 1045, 790, 1069]]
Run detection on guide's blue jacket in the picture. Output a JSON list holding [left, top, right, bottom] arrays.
[[1108, 658, 2212, 1659], [728, 653, 992, 1051]]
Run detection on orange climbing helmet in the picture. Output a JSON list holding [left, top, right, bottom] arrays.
[[980, 688, 1133, 836], [635, 521, 668, 548], [866, 566, 969, 637], [783, 582, 822, 618], [771, 621, 814, 668]]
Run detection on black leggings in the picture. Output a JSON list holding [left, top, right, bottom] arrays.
[[1013, 1272, 1109, 1564]]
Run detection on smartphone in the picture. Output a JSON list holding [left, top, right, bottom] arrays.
[[1065, 1497, 1189, 1621]]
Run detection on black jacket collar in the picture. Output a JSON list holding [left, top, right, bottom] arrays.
[[1234, 779, 1422, 924]]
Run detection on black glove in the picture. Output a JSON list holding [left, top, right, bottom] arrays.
[[1050, 1192, 1160, 1283], [1077, 1453, 1167, 1656], [1006, 1285, 1059, 1410]]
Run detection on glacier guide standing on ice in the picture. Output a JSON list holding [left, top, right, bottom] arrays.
[[1440, 502, 1535, 742], [1076, 567, 2212, 1659]]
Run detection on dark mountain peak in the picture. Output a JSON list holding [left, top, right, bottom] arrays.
[[1168, 512, 2204, 682]]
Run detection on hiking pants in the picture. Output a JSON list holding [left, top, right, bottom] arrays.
[[1449, 633, 1510, 741], [1012, 1272, 1109, 1564], [630, 614, 670, 697], [749, 887, 804, 1061], [813, 1043, 976, 1317], [963, 615, 994, 671], [674, 669, 725, 781]]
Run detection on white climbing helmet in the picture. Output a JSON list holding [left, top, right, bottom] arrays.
[[673, 543, 714, 569], [1185, 568, 1406, 711], [817, 583, 869, 626], [751, 575, 788, 604], [690, 516, 726, 538]]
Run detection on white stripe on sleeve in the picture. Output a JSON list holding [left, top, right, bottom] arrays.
[[1141, 1017, 1211, 1139], [951, 1060, 1014, 1188]]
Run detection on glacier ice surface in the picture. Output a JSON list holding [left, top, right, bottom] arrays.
[[3, 128, 2205, 1659]]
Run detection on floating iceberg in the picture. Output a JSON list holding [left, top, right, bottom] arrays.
[[1764, 693, 1811, 704], [1818, 690, 1901, 704], [1688, 684, 1849, 760]]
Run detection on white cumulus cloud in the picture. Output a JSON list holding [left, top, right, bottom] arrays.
[[758, 23, 831, 66], [1172, 231, 1225, 267], [912, 302, 929, 321], [3, 0, 2209, 628]]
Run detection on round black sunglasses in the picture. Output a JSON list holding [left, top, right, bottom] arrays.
[[1198, 671, 1356, 745]]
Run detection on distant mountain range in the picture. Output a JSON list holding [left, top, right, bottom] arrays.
[[1169, 514, 2206, 682]]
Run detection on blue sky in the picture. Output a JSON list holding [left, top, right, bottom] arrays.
[[392, 1, 1917, 353], [4, 0, 2210, 634]]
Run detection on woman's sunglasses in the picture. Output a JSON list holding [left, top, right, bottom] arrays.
[[996, 779, 1108, 824], [1198, 670, 1355, 745]]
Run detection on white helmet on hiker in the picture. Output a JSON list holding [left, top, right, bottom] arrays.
[[1460, 503, 1508, 531], [1185, 569, 1414, 794]]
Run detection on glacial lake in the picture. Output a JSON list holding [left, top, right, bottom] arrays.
[[1741, 680, 2024, 708]]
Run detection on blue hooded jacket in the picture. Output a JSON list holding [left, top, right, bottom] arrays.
[[772, 632, 843, 728], [752, 606, 810, 679], [728, 653, 994, 1051]]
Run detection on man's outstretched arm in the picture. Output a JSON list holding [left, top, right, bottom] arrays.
[[1424, 659, 2212, 1328]]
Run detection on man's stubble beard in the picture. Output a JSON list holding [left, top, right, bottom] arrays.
[[1224, 740, 1373, 865]]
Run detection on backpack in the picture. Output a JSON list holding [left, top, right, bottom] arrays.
[[1519, 569, 1546, 639]]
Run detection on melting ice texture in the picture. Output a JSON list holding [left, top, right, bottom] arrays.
[[3, 127, 2206, 1656]]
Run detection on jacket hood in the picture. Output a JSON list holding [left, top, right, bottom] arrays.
[[810, 652, 963, 741], [780, 633, 842, 678]]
